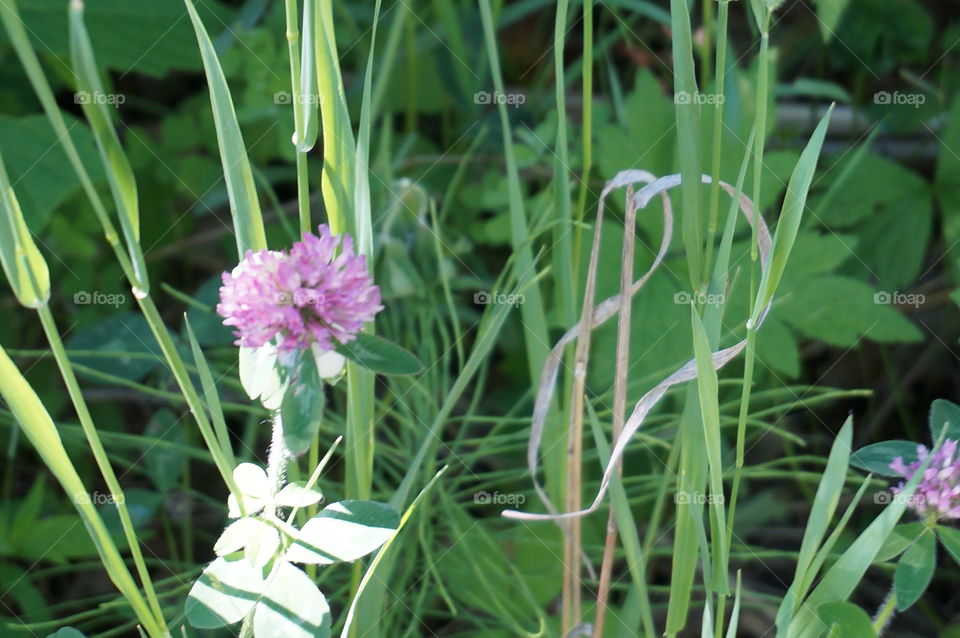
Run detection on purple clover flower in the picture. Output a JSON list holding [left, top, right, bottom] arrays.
[[217, 225, 382, 352], [890, 439, 960, 520]]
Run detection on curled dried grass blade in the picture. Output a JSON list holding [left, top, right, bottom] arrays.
[[504, 172, 772, 522]]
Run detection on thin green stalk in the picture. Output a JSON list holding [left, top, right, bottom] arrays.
[[36, 305, 167, 631], [572, 0, 593, 287], [703, 0, 731, 283], [725, 8, 770, 569], [137, 295, 242, 502]]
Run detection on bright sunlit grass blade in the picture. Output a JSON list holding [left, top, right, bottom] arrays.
[[68, 0, 149, 292], [0, 345, 164, 637], [184, 0, 267, 258], [293, 0, 319, 152], [0, 153, 49, 308], [315, 0, 357, 236]]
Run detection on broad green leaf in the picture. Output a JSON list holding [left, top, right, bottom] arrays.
[[69, 1, 148, 291], [816, 601, 875, 638], [286, 500, 399, 565], [0, 0, 230, 76], [144, 409, 185, 492], [850, 440, 919, 477], [67, 312, 163, 382], [0, 151, 49, 308], [280, 350, 325, 455], [754, 106, 833, 316], [254, 562, 331, 638], [894, 529, 935, 610], [183, 0, 266, 258], [184, 276, 234, 346], [929, 399, 960, 442], [335, 333, 423, 376], [0, 115, 103, 230], [938, 526, 960, 568], [875, 522, 926, 562], [935, 96, 960, 280], [776, 275, 923, 346], [47, 629, 88, 638], [185, 556, 266, 628]]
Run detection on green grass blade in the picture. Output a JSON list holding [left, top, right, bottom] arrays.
[[184, 317, 236, 469], [671, 0, 703, 289], [339, 467, 447, 638], [786, 443, 934, 638], [552, 0, 575, 328], [691, 308, 729, 595], [315, 0, 357, 236], [294, 0, 319, 152], [68, 0, 149, 292], [0, 345, 163, 637], [753, 106, 834, 316], [0, 152, 49, 308], [184, 0, 267, 258], [0, 0, 139, 287], [791, 418, 852, 602]]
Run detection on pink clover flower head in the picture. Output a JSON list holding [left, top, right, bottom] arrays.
[[890, 439, 960, 520], [217, 225, 382, 352]]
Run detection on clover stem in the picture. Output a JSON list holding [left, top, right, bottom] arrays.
[[266, 410, 290, 517]]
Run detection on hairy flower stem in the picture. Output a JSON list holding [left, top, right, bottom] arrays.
[[267, 411, 291, 516], [873, 589, 898, 635]]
